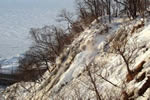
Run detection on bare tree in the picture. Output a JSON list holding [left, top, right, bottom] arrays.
[[56, 9, 74, 32], [18, 25, 73, 82], [57, 9, 84, 34], [30, 25, 71, 58], [107, 0, 111, 23], [0, 63, 1, 69], [104, 0, 111, 23], [114, 0, 149, 19], [112, 38, 132, 74], [85, 61, 121, 99], [111, 27, 141, 80], [76, 0, 101, 20], [86, 64, 102, 100], [75, 0, 113, 24]]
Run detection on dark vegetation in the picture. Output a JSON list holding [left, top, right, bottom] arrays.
[[0, 73, 19, 86], [17, 0, 150, 82], [18, 26, 74, 81], [114, 0, 150, 19]]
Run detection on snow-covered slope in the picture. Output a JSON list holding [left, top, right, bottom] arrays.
[[1, 16, 150, 100]]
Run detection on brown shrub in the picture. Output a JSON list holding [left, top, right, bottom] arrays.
[[133, 61, 146, 73], [131, 20, 145, 34], [126, 61, 146, 82]]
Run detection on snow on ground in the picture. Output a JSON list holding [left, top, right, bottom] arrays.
[[137, 24, 150, 43], [51, 17, 125, 95], [0, 55, 23, 74], [1, 16, 150, 100], [53, 50, 97, 93], [50, 17, 150, 99]]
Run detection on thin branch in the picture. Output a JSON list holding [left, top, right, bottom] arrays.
[[86, 64, 102, 100], [96, 73, 120, 88]]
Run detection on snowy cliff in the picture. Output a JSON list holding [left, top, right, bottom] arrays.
[[1, 16, 150, 100]]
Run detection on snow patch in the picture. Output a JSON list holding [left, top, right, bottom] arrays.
[[53, 50, 97, 92]]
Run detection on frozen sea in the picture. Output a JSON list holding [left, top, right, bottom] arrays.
[[0, 0, 74, 72]]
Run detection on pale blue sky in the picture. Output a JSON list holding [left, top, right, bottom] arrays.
[[0, 0, 75, 58], [0, 0, 75, 10]]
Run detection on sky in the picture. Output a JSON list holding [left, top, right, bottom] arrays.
[[0, 0, 75, 58], [0, 0, 75, 10]]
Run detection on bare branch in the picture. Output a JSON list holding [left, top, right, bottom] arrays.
[[86, 64, 102, 100]]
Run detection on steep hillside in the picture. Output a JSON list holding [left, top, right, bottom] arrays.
[[1, 16, 150, 100]]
